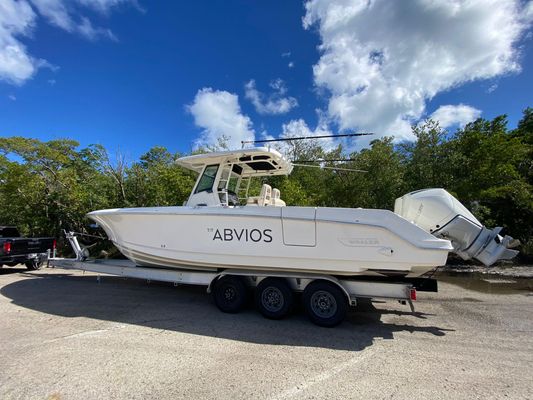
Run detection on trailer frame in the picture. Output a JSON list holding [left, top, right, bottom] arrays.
[[47, 233, 435, 326]]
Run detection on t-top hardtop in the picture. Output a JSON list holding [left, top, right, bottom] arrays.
[[176, 147, 293, 177]]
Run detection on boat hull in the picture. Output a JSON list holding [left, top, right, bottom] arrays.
[[88, 206, 453, 277]]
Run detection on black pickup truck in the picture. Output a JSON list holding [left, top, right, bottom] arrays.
[[0, 226, 56, 270]]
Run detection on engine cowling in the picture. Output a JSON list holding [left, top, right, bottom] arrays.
[[394, 189, 519, 266]]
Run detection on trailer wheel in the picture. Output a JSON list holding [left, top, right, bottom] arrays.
[[25, 259, 44, 271], [213, 275, 248, 314], [303, 280, 347, 327], [255, 278, 293, 319]]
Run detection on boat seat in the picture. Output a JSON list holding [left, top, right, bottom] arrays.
[[247, 184, 272, 207], [270, 188, 286, 207]]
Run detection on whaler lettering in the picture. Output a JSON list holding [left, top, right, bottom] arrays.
[[212, 228, 273, 243]]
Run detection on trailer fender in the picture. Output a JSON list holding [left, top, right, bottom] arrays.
[[300, 277, 352, 306]]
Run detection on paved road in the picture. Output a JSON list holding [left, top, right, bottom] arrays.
[[0, 266, 531, 400]]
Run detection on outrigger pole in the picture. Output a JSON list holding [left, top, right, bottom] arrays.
[[292, 163, 368, 173], [241, 132, 373, 146], [242, 132, 373, 173]]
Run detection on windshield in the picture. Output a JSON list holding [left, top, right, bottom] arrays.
[[216, 164, 242, 206], [195, 164, 219, 193], [217, 165, 241, 193], [228, 174, 239, 193]]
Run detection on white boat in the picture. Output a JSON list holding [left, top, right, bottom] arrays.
[[88, 147, 518, 278]]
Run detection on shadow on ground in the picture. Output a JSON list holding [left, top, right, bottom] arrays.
[[0, 266, 27, 275], [0, 270, 454, 351]]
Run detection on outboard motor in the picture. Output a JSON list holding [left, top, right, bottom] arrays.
[[394, 189, 519, 266]]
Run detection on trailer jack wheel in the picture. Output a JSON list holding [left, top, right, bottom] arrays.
[[213, 275, 248, 314], [255, 278, 293, 319], [303, 281, 347, 327]]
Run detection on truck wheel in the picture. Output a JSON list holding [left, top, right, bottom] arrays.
[[255, 278, 293, 319], [213, 275, 248, 314], [303, 280, 347, 327], [25, 259, 44, 271]]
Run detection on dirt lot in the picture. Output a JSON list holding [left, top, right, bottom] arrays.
[[0, 266, 532, 400]]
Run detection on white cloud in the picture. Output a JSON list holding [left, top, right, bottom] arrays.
[[278, 111, 339, 154], [282, 51, 295, 70], [188, 88, 255, 149], [526, 1, 533, 20], [487, 83, 498, 93], [29, 0, 122, 40], [8, 94, 16, 101], [303, 0, 533, 140], [259, 131, 275, 142], [245, 79, 298, 115], [429, 104, 481, 129], [0, 0, 39, 85], [78, 0, 131, 13], [29, 0, 73, 31], [78, 17, 117, 41], [270, 78, 286, 93], [281, 118, 331, 140], [0, 0, 134, 86]]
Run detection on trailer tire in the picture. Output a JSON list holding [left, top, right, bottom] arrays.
[[255, 278, 293, 319], [303, 280, 347, 327], [25, 258, 44, 271], [213, 275, 248, 314]]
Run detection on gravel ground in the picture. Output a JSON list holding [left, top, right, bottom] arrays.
[[442, 264, 533, 279], [0, 266, 532, 400]]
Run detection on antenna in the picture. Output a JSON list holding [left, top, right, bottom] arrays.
[[292, 163, 367, 173], [241, 132, 373, 146]]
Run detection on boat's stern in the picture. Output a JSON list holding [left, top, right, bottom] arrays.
[[395, 189, 519, 266]]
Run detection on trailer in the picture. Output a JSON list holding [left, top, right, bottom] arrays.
[[48, 232, 437, 327]]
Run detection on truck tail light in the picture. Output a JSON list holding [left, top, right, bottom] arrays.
[[410, 288, 417, 301], [3, 241, 11, 255]]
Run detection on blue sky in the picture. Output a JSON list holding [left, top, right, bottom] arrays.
[[1, 0, 532, 160]]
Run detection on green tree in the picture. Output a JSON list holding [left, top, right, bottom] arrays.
[[448, 115, 533, 245], [125, 147, 196, 207], [0, 138, 115, 236], [400, 119, 452, 191], [330, 137, 405, 209]]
